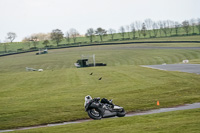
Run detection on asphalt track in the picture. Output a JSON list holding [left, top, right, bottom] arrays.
[[141, 64, 200, 74], [0, 103, 200, 133]]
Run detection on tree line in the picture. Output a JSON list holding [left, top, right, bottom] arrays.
[[1, 18, 200, 50], [49, 18, 200, 47]]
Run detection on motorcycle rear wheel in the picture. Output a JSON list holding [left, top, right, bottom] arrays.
[[87, 108, 102, 120]]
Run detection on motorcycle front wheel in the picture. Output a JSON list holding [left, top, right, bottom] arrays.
[[87, 108, 102, 120], [117, 109, 126, 117]]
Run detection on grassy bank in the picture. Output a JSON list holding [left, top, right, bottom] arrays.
[[0, 42, 200, 129]]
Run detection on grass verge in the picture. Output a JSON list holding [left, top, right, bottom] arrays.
[[0, 65, 200, 129], [13, 108, 200, 133]]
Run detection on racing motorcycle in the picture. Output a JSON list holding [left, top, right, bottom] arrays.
[[84, 95, 126, 120]]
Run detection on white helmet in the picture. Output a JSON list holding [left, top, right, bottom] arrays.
[[85, 95, 92, 100], [84, 95, 92, 107]]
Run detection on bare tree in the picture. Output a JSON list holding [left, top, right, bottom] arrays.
[[30, 33, 51, 41], [22, 36, 31, 42], [108, 28, 116, 41], [69, 28, 79, 44], [174, 22, 181, 36], [190, 18, 196, 34], [2, 39, 9, 52], [50, 29, 64, 46], [65, 32, 71, 44], [135, 21, 142, 38], [7, 32, 17, 43], [182, 20, 191, 35], [95, 27, 107, 42], [85, 28, 95, 43], [144, 19, 153, 37], [152, 22, 158, 37], [119, 26, 125, 40], [130, 23, 136, 39], [22, 36, 32, 48], [126, 25, 130, 39], [161, 20, 169, 37], [167, 20, 175, 36], [141, 23, 147, 38], [30, 36, 39, 48], [197, 18, 200, 34], [157, 21, 163, 37]]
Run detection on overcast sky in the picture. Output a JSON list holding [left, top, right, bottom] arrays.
[[0, 0, 200, 42]]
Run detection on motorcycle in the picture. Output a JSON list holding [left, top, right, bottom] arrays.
[[84, 95, 126, 120]]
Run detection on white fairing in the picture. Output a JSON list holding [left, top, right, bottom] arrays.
[[38, 69, 43, 72], [113, 105, 123, 110], [84, 95, 92, 107]]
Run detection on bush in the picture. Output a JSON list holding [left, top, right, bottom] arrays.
[[29, 47, 38, 50], [150, 36, 156, 38], [17, 48, 24, 52], [192, 33, 197, 35]]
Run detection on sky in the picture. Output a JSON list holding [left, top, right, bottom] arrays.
[[0, 0, 200, 42]]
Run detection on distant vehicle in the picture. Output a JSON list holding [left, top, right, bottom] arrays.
[[75, 59, 106, 68], [36, 49, 48, 55]]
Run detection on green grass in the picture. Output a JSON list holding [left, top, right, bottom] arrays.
[[0, 43, 200, 130], [1, 43, 200, 72], [0, 32, 200, 54], [13, 108, 200, 133], [189, 59, 200, 64]]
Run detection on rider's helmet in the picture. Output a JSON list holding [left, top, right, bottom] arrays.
[[85, 95, 92, 100], [84, 95, 92, 106]]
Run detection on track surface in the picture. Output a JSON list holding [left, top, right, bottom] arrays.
[[142, 64, 200, 74], [0, 103, 200, 133]]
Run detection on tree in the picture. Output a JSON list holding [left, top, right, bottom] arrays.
[[22, 36, 31, 42], [135, 21, 142, 38], [95, 27, 107, 42], [119, 26, 125, 40], [65, 32, 71, 44], [167, 20, 175, 36], [174, 22, 180, 36], [2, 43, 9, 53], [43, 40, 50, 48], [144, 19, 153, 37], [141, 23, 147, 38], [26, 41, 32, 49], [157, 21, 163, 37], [30, 36, 39, 48], [22, 36, 32, 48], [152, 22, 158, 37], [2, 39, 9, 52], [130, 23, 136, 39], [50, 29, 64, 46], [126, 25, 130, 39], [161, 20, 169, 37], [30, 33, 51, 41], [69, 28, 79, 44], [182, 20, 191, 35], [7, 32, 17, 43], [190, 18, 196, 34], [85, 28, 95, 43], [197, 18, 200, 34], [108, 28, 116, 41]]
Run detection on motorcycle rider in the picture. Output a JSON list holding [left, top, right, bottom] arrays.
[[100, 97, 115, 108], [85, 95, 114, 108]]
